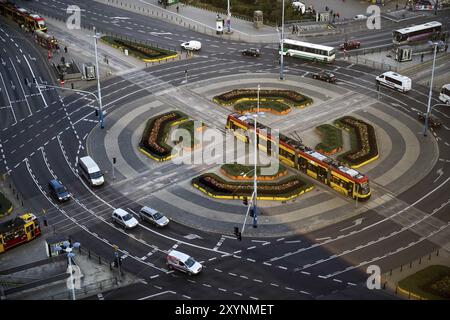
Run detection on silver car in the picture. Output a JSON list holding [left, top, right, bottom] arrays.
[[139, 206, 169, 227], [112, 208, 139, 229]]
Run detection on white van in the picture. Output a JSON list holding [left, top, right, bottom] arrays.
[[292, 1, 306, 14], [180, 40, 201, 51], [167, 250, 202, 275], [79, 156, 104, 186], [376, 71, 412, 93]]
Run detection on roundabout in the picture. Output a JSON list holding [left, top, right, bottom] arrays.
[[85, 73, 439, 237]]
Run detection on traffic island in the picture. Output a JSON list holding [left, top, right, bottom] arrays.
[[397, 265, 450, 300], [220, 163, 287, 181], [100, 36, 178, 62], [334, 116, 379, 169], [213, 89, 313, 114], [192, 172, 313, 201], [139, 111, 206, 161], [315, 124, 343, 155], [0, 192, 13, 218]]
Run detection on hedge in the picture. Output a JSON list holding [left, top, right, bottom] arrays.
[[334, 116, 379, 168], [139, 111, 189, 160], [398, 265, 450, 300], [214, 89, 313, 108], [220, 163, 287, 179], [101, 36, 177, 62], [315, 124, 343, 155], [192, 173, 312, 199], [0, 192, 13, 216], [233, 100, 291, 114]]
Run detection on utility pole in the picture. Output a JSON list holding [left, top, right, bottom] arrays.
[[227, 0, 231, 33], [93, 26, 104, 129], [280, 0, 285, 80]]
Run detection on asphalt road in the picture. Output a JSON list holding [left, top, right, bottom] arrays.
[[0, 1, 449, 300]]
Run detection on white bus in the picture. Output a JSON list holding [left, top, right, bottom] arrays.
[[376, 71, 412, 93], [439, 84, 450, 105], [280, 39, 335, 63], [392, 21, 442, 45]]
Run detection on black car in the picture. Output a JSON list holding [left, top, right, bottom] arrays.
[[241, 48, 261, 57], [49, 179, 71, 202], [312, 71, 337, 83]]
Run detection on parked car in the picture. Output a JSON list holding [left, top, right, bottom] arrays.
[[241, 48, 261, 57], [139, 206, 169, 227], [181, 40, 201, 51], [167, 250, 202, 275], [339, 40, 361, 50], [312, 70, 337, 83], [48, 179, 71, 202], [417, 112, 442, 128], [112, 208, 139, 229]]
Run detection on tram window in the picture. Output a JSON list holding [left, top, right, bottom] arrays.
[[307, 162, 318, 173], [298, 156, 307, 170]]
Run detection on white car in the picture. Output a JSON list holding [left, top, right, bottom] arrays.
[[112, 208, 139, 229], [139, 206, 169, 227], [167, 250, 202, 275], [181, 40, 201, 51], [353, 14, 367, 20]]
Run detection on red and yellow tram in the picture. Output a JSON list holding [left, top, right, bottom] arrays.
[[226, 113, 371, 201], [0, 213, 41, 253], [0, 0, 47, 32]]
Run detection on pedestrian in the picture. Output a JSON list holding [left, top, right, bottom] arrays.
[[64, 46, 68, 53], [445, 44, 448, 52], [292, 25, 294, 34], [325, 6, 328, 11], [421, 53, 424, 62], [336, 12, 340, 19], [396, 3, 399, 10], [176, 5, 179, 13]]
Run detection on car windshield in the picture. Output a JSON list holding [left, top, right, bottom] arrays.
[[185, 257, 196, 268], [56, 187, 67, 194], [123, 214, 133, 221], [90, 171, 102, 179], [153, 212, 163, 220]]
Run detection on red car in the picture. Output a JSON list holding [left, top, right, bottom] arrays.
[[339, 40, 361, 50]]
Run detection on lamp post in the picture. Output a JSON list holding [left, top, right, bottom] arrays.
[[279, 0, 285, 80], [423, 40, 444, 137], [93, 26, 104, 129], [55, 241, 81, 300], [227, 0, 231, 33]]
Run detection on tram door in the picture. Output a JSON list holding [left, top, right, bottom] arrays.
[[317, 166, 327, 184], [347, 182, 354, 198]]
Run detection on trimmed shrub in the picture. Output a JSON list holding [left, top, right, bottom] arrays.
[[221, 163, 287, 179], [192, 173, 312, 198], [139, 111, 188, 159], [334, 116, 378, 167], [315, 124, 343, 154], [101, 36, 177, 60]]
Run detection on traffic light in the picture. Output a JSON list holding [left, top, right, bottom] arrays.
[[113, 157, 116, 164], [233, 226, 242, 241], [243, 197, 248, 206], [95, 109, 99, 116]]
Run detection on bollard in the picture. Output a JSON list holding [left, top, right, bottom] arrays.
[[419, 258, 421, 264], [88, 250, 91, 259], [429, 253, 431, 260], [410, 261, 412, 268], [98, 256, 101, 264], [400, 265, 403, 271], [390, 269, 392, 276], [437, 250, 439, 256]]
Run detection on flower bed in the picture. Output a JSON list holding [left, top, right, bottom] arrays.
[[315, 124, 343, 155], [101, 36, 178, 62], [233, 100, 291, 114], [177, 120, 206, 150], [214, 89, 313, 109], [192, 173, 313, 201], [334, 116, 379, 168], [0, 192, 13, 217], [220, 164, 287, 181], [139, 111, 189, 161]]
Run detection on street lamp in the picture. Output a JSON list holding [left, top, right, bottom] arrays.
[[280, 0, 285, 80], [92, 26, 104, 129], [227, 0, 231, 33], [242, 85, 264, 229], [423, 40, 445, 137], [55, 241, 81, 300]]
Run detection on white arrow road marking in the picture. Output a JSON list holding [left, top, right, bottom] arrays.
[[434, 168, 444, 183], [251, 240, 270, 245], [339, 218, 364, 232], [184, 233, 202, 240]]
